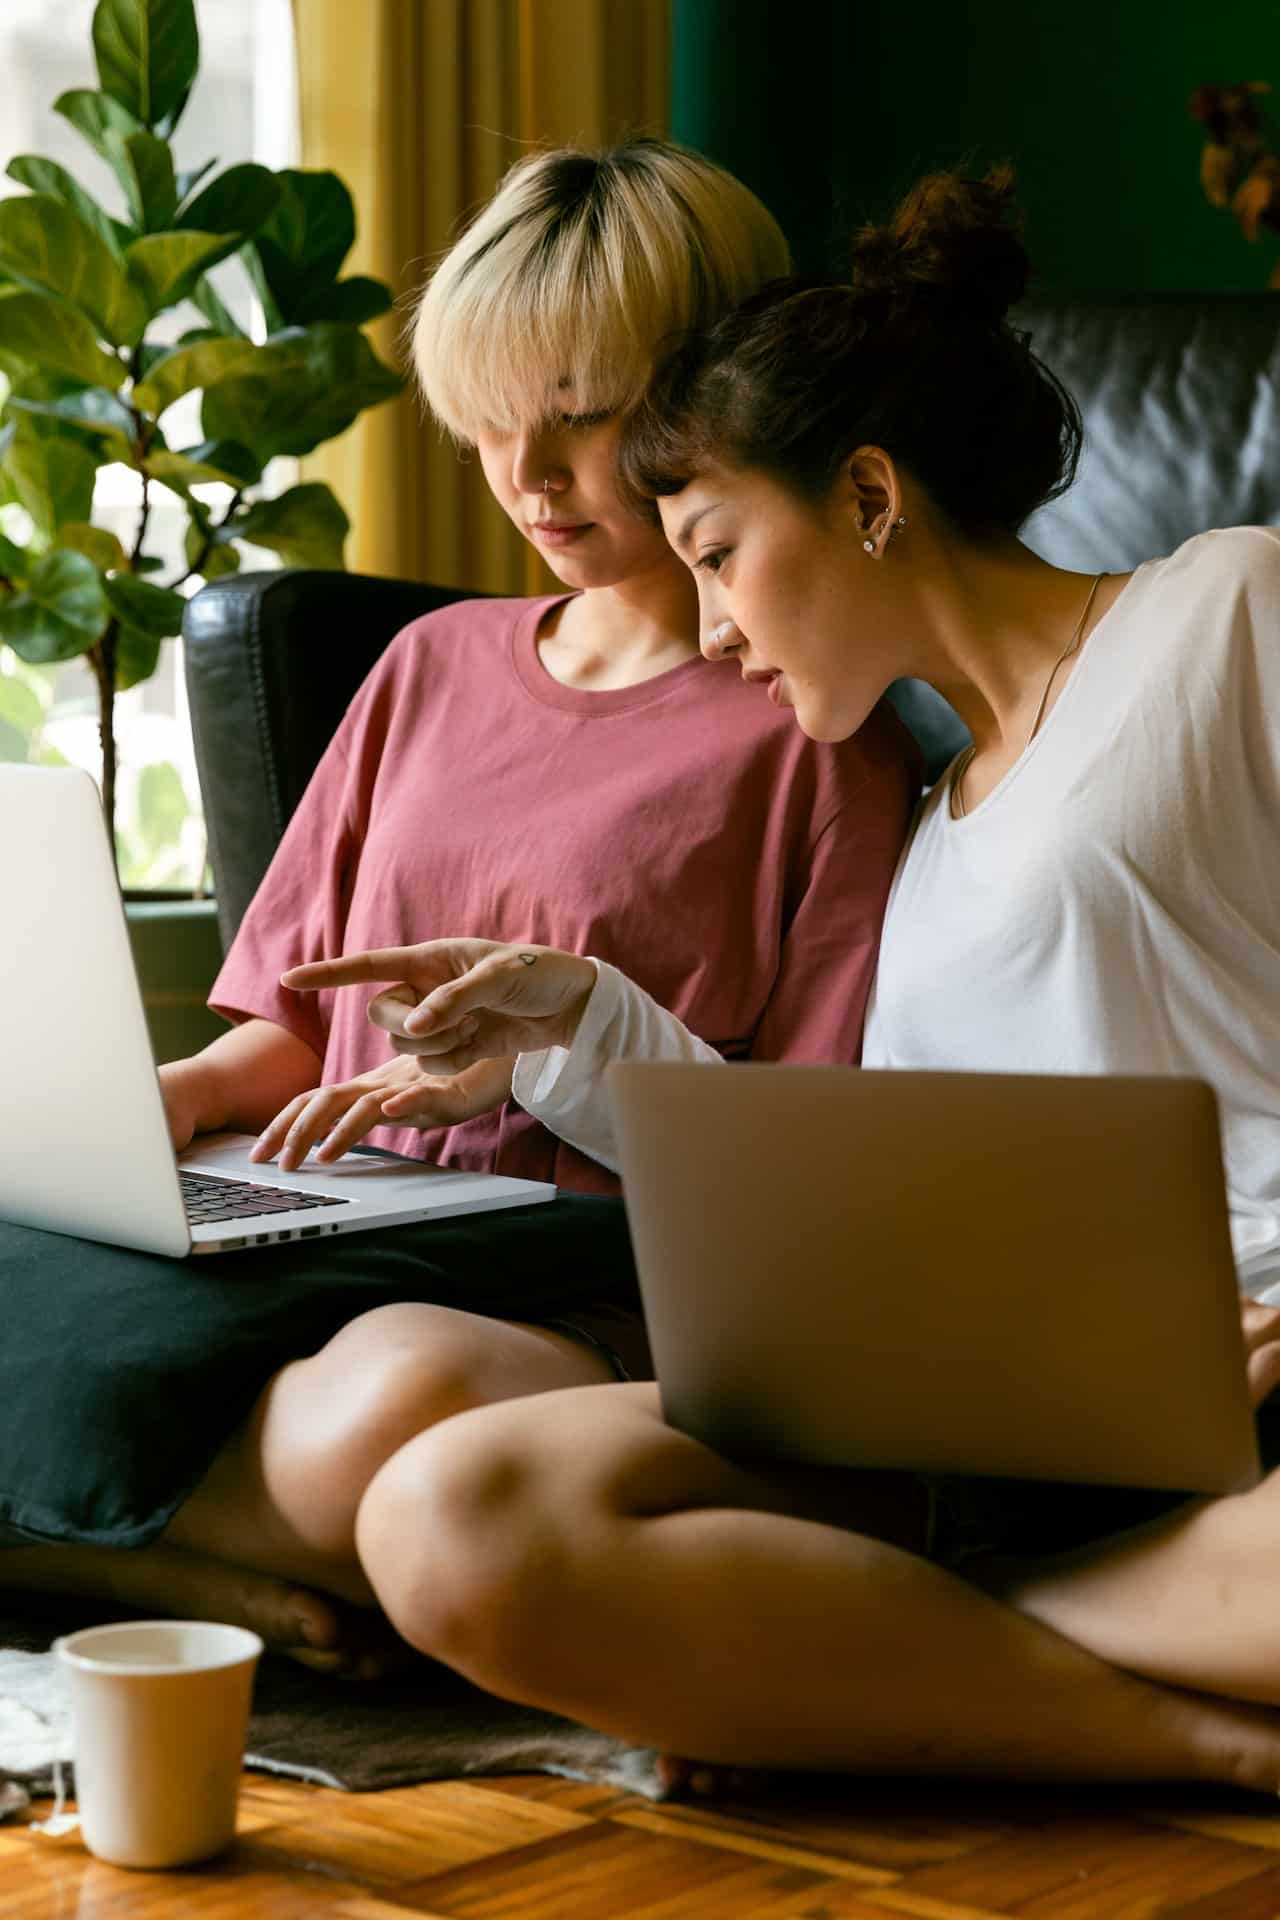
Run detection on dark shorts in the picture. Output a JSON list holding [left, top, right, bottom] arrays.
[[0, 1195, 641, 1551], [925, 1388, 1280, 1570]]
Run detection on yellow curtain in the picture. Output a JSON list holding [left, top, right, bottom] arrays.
[[292, 0, 670, 594]]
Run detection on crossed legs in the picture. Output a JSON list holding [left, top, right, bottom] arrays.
[[354, 1381, 1280, 1790], [1, 1302, 616, 1665]]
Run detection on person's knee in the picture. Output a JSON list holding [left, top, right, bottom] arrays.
[[263, 1305, 508, 1555], [356, 1396, 624, 1695]]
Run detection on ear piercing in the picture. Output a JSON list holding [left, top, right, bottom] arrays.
[[863, 514, 908, 555]]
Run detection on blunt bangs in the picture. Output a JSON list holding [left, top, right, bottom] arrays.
[[411, 141, 791, 443]]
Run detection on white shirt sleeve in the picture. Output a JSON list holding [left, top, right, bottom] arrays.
[[510, 959, 723, 1171]]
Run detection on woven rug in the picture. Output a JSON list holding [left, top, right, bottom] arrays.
[[0, 1603, 664, 1819]]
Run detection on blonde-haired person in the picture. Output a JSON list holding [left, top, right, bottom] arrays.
[[299, 171, 1280, 1786], [417, 138, 789, 440], [0, 139, 917, 1668]]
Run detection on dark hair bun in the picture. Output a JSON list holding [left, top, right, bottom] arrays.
[[850, 166, 1028, 324], [619, 162, 1080, 538]]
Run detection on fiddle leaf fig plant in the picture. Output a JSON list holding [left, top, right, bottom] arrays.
[[0, 0, 404, 861]]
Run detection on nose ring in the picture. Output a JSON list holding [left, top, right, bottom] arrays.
[[543, 478, 550, 493]]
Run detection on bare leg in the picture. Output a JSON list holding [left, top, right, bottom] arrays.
[[975, 1469, 1280, 1706], [2, 1304, 614, 1663], [354, 1383, 1280, 1790]]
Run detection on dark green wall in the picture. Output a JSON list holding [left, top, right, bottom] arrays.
[[672, 0, 1280, 292]]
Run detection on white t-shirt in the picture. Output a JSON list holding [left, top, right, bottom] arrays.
[[515, 528, 1280, 1294]]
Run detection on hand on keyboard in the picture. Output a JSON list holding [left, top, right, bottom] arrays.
[[249, 1054, 515, 1172]]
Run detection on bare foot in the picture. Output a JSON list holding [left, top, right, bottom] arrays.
[[0, 1540, 408, 1678]]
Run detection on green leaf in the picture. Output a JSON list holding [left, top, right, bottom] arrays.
[[177, 164, 280, 238], [102, 571, 185, 637], [53, 87, 148, 177], [0, 528, 29, 580], [93, 0, 200, 130], [6, 386, 136, 462], [222, 481, 349, 568], [132, 335, 261, 416], [0, 196, 147, 347], [1, 419, 98, 542], [0, 290, 126, 390], [201, 324, 403, 460], [133, 757, 188, 845], [115, 621, 162, 689], [0, 714, 28, 763], [247, 171, 356, 324], [184, 521, 239, 579], [133, 341, 172, 378], [294, 275, 394, 326], [144, 439, 259, 491], [120, 132, 177, 231], [0, 669, 46, 736], [125, 230, 239, 318], [241, 245, 284, 334], [175, 158, 216, 204], [5, 157, 133, 258], [0, 549, 108, 663], [54, 521, 128, 571], [190, 272, 244, 336]]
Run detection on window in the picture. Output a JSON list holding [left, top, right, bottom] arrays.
[[0, 0, 298, 889]]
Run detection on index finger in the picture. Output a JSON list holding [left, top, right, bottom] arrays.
[[282, 949, 425, 992]]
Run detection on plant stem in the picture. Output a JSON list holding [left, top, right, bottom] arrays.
[[172, 488, 244, 589], [89, 620, 120, 857], [132, 471, 152, 567]]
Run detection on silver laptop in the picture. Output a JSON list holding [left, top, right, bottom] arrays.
[[608, 1060, 1259, 1494], [0, 766, 555, 1256]]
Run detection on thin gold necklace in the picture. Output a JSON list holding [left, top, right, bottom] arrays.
[[951, 572, 1104, 820]]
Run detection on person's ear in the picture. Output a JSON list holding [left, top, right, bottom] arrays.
[[841, 447, 903, 556]]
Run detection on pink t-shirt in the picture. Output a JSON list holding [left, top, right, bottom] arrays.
[[210, 594, 918, 1193]]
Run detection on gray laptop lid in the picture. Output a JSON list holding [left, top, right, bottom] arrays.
[[609, 1061, 1259, 1495], [0, 765, 191, 1256]]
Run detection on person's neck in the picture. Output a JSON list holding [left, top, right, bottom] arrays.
[[906, 535, 1116, 757], [538, 556, 701, 692]]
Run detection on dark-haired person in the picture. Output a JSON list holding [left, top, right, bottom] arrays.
[[0, 140, 917, 1663], [298, 170, 1280, 1784]]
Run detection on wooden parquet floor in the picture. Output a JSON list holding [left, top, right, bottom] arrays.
[[6, 1770, 1280, 1918]]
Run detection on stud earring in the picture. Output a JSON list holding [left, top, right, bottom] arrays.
[[863, 539, 875, 553]]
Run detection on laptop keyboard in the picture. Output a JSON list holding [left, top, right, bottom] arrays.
[[180, 1169, 352, 1226]]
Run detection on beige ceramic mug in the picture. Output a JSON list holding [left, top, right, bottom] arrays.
[[55, 1619, 263, 1869]]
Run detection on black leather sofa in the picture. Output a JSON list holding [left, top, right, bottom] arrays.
[[184, 292, 1280, 954]]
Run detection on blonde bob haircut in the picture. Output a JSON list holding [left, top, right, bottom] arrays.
[[413, 137, 791, 442]]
